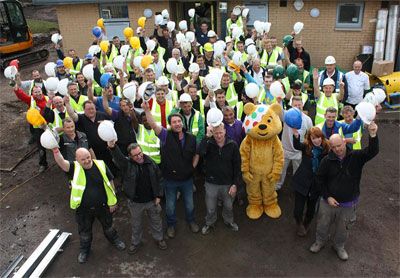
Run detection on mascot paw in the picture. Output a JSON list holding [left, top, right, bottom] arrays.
[[264, 204, 282, 218], [242, 172, 253, 183], [268, 173, 281, 183], [246, 204, 263, 219]]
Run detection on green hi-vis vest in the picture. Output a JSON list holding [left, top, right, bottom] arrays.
[[150, 99, 174, 128], [226, 17, 243, 36], [338, 120, 362, 150], [260, 48, 279, 68], [69, 59, 83, 75], [236, 101, 244, 120], [189, 110, 201, 135], [126, 47, 144, 72], [258, 86, 276, 105], [225, 83, 238, 107], [30, 95, 49, 128], [70, 159, 116, 209], [137, 124, 161, 164], [100, 44, 119, 72], [51, 108, 69, 135], [315, 92, 339, 126], [70, 95, 88, 113], [289, 93, 308, 106]]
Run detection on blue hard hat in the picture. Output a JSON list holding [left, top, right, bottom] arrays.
[[100, 73, 112, 88], [85, 54, 93, 60], [285, 107, 302, 129], [92, 26, 102, 38], [56, 60, 64, 67]]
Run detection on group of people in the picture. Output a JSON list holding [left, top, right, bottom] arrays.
[[12, 6, 379, 264]]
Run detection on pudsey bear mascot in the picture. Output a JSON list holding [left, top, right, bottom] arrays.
[[240, 103, 284, 219]]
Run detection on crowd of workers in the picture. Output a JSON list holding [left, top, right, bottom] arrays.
[[11, 6, 379, 265]]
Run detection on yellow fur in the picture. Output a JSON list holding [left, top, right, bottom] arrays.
[[240, 103, 284, 219]]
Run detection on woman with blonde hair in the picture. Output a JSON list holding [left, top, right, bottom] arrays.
[[292, 126, 329, 236]]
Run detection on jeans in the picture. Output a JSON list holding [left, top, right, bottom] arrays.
[[164, 178, 195, 227], [128, 200, 163, 246], [204, 182, 234, 225], [315, 200, 357, 250]]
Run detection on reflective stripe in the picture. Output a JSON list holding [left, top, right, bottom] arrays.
[[71, 184, 85, 191], [282, 78, 290, 93], [338, 120, 362, 149], [137, 124, 161, 164], [70, 95, 88, 113], [315, 93, 338, 125], [261, 48, 279, 67], [236, 101, 243, 119], [190, 111, 200, 135], [69, 59, 83, 75], [289, 93, 308, 106], [226, 83, 238, 107]]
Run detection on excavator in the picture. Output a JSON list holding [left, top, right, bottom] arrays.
[[0, 0, 48, 68]]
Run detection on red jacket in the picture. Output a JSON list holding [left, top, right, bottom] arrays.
[[14, 87, 48, 115]]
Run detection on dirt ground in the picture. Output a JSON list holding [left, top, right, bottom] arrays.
[[0, 6, 399, 277]]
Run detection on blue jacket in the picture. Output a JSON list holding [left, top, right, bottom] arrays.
[[320, 118, 362, 139]]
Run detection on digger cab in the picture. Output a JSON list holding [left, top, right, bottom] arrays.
[[0, 0, 33, 56]]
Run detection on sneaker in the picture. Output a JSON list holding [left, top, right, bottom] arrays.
[[77, 252, 88, 264], [309, 242, 324, 253], [112, 239, 126, 250], [333, 247, 349, 261], [128, 243, 138, 255], [39, 165, 47, 173], [157, 240, 168, 250], [224, 222, 239, 232], [189, 222, 200, 233], [167, 226, 175, 238], [201, 225, 213, 235]]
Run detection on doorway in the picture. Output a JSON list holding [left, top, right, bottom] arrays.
[[174, 1, 217, 33]]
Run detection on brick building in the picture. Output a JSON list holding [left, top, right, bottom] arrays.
[[32, 0, 398, 71]]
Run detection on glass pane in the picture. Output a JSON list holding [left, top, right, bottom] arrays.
[[338, 5, 360, 24], [6, 2, 25, 27], [0, 5, 8, 25], [100, 5, 128, 19]]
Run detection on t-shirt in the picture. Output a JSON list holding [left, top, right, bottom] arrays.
[[76, 112, 110, 155], [96, 96, 121, 113], [133, 160, 154, 203], [67, 161, 114, 208]]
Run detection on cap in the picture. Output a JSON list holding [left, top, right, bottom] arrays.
[[207, 30, 216, 38], [179, 93, 192, 102], [56, 60, 64, 67], [204, 42, 213, 52]]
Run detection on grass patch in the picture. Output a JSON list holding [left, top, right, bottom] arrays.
[[26, 19, 59, 34]]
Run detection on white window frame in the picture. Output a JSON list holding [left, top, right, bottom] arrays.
[[243, 1, 268, 28], [335, 2, 364, 31]]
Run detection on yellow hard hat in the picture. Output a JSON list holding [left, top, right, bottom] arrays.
[[141, 55, 154, 69], [228, 61, 240, 72], [97, 18, 104, 29], [123, 27, 134, 39], [63, 57, 73, 69], [26, 108, 47, 126], [100, 40, 109, 53], [204, 42, 213, 52], [130, 36, 140, 49], [138, 17, 146, 28]]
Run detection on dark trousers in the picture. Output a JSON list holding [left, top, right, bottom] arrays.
[[294, 191, 318, 225], [32, 128, 47, 167], [75, 205, 119, 253]]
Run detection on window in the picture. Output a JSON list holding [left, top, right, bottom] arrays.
[[243, 2, 268, 27], [335, 2, 364, 30], [99, 4, 128, 20], [98, 4, 129, 41]]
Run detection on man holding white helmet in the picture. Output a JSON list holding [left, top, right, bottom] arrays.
[[87, 80, 121, 113], [344, 60, 370, 109], [43, 96, 69, 135], [148, 86, 174, 128], [226, 7, 244, 37], [182, 63, 204, 94], [67, 82, 89, 113], [16, 70, 47, 96], [157, 76, 178, 104], [310, 122, 379, 261], [170, 93, 205, 143], [319, 56, 348, 97]]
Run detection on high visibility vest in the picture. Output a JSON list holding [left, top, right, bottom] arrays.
[[274, 46, 283, 56], [319, 70, 344, 94], [29, 80, 46, 96], [315, 93, 338, 125], [70, 159, 116, 209], [301, 70, 309, 84], [225, 83, 238, 107], [126, 47, 144, 72], [51, 107, 69, 135], [100, 44, 119, 72], [189, 110, 201, 135], [137, 124, 161, 164], [150, 99, 174, 128], [236, 101, 244, 119], [260, 48, 279, 68], [69, 59, 83, 75], [258, 85, 276, 105], [116, 85, 122, 98], [338, 120, 362, 150], [282, 77, 290, 93], [158, 46, 166, 61], [289, 93, 308, 106], [70, 95, 88, 113], [30, 95, 49, 128], [166, 89, 178, 105], [226, 17, 243, 35], [184, 76, 204, 90], [198, 97, 205, 116]]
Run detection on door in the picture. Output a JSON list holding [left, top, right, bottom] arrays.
[[175, 1, 217, 33]]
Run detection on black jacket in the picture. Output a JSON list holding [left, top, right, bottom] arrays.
[[109, 145, 163, 200], [197, 135, 242, 186], [316, 135, 379, 203], [287, 40, 311, 71], [291, 135, 327, 198]]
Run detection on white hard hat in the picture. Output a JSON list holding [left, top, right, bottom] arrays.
[[51, 33, 62, 44], [356, 102, 376, 125], [204, 73, 220, 92], [373, 88, 386, 104], [146, 40, 156, 52], [207, 30, 216, 37], [293, 22, 304, 35], [232, 6, 242, 16], [88, 45, 101, 56], [167, 21, 175, 32], [4, 65, 17, 79], [179, 20, 188, 31], [209, 68, 224, 84], [246, 44, 257, 56], [45, 77, 59, 92], [182, 41, 191, 52], [186, 31, 195, 43], [254, 20, 264, 34], [207, 108, 223, 127], [40, 129, 59, 149], [263, 22, 271, 33], [176, 64, 186, 74], [179, 93, 192, 102], [136, 27, 142, 34], [216, 40, 226, 50], [82, 64, 94, 80], [189, 63, 200, 73], [270, 81, 285, 98], [161, 9, 169, 19], [363, 92, 378, 106], [120, 45, 130, 58], [166, 58, 178, 74], [325, 56, 336, 65], [225, 37, 232, 43], [123, 82, 137, 101], [134, 56, 143, 69], [245, 83, 260, 98], [57, 78, 69, 96], [242, 8, 249, 18], [232, 26, 243, 38], [44, 62, 56, 77], [188, 8, 195, 18], [155, 14, 163, 25], [245, 38, 254, 46], [230, 24, 237, 30], [98, 120, 118, 142], [176, 33, 186, 44], [232, 51, 243, 66], [157, 75, 169, 85], [213, 43, 223, 58], [323, 78, 335, 87], [113, 55, 125, 71]]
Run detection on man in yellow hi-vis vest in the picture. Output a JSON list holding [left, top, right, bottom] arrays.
[[52, 147, 126, 264]]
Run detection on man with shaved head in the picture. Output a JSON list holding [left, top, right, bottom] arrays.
[[52, 147, 125, 264], [310, 121, 379, 261]]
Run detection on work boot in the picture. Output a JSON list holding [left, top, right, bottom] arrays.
[[309, 242, 325, 253], [128, 243, 138, 255], [77, 252, 88, 264], [167, 226, 175, 238], [224, 222, 239, 232], [189, 222, 200, 233], [112, 239, 126, 250], [157, 240, 168, 250], [333, 246, 349, 261]]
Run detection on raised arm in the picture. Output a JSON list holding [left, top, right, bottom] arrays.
[[312, 68, 321, 99], [87, 79, 98, 104], [141, 100, 162, 135], [64, 95, 78, 122], [102, 88, 112, 116], [52, 147, 70, 172]]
